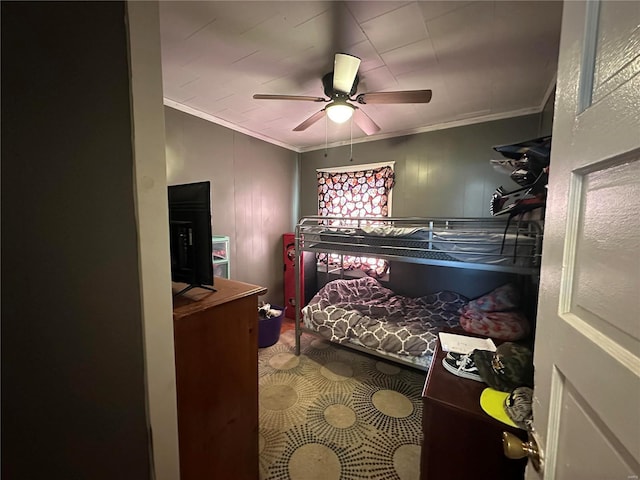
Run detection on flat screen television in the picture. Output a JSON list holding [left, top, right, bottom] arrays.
[[168, 181, 214, 296]]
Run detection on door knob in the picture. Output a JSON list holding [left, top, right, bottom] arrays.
[[502, 431, 543, 472]]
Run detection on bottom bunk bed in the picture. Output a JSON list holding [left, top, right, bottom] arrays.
[[299, 276, 469, 371], [297, 275, 536, 371]]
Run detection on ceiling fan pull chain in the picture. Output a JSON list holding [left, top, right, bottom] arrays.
[[350, 117, 353, 162], [324, 114, 328, 157]]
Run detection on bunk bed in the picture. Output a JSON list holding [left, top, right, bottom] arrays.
[[293, 216, 543, 371]]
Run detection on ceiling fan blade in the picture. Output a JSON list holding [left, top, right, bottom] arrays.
[[353, 108, 381, 136], [355, 90, 432, 104], [253, 94, 326, 102], [293, 109, 326, 132], [333, 53, 361, 93]]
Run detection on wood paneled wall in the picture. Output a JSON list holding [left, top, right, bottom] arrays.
[[164, 107, 298, 305], [299, 114, 543, 218]]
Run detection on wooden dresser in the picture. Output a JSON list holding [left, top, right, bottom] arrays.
[[172, 278, 267, 480], [421, 340, 527, 480]]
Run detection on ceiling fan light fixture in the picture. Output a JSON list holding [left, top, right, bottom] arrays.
[[326, 102, 354, 124]]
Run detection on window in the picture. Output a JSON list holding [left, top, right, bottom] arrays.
[[317, 163, 395, 277]]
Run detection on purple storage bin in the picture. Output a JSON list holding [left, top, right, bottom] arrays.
[[258, 305, 284, 348]]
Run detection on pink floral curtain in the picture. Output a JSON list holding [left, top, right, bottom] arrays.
[[317, 165, 395, 277]]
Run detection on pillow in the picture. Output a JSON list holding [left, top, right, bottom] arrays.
[[466, 283, 520, 312], [459, 309, 530, 341]]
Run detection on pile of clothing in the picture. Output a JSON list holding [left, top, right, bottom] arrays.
[[458, 283, 530, 341], [258, 303, 283, 320]]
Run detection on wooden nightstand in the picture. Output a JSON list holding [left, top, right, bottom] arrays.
[[421, 340, 527, 479]]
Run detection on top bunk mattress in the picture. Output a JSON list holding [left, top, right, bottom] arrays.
[[297, 217, 543, 272]]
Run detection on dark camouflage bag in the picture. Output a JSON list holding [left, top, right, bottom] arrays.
[[473, 342, 533, 392]]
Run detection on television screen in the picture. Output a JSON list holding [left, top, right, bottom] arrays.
[[168, 181, 214, 295]]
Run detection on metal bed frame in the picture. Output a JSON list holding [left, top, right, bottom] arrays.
[[293, 215, 543, 367]]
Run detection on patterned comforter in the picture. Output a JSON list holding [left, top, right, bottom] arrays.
[[302, 277, 468, 358]]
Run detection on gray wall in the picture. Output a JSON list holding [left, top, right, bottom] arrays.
[[300, 114, 543, 218], [2, 3, 151, 479], [164, 107, 298, 305]]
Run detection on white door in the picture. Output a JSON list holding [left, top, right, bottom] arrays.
[[529, 1, 640, 479]]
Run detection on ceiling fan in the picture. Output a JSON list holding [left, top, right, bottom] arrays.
[[253, 53, 432, 135]]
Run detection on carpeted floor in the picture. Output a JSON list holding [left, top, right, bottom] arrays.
[[258, 330, 427, 480]]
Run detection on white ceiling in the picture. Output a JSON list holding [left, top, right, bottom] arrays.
[[159, 1, 563, 153]]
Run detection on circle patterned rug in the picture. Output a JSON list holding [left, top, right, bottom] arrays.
[[258, 330, 425, 480]]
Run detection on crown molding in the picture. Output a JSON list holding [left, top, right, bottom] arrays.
[[165, 98, 546, 154], [163, 98, 300, 152]]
